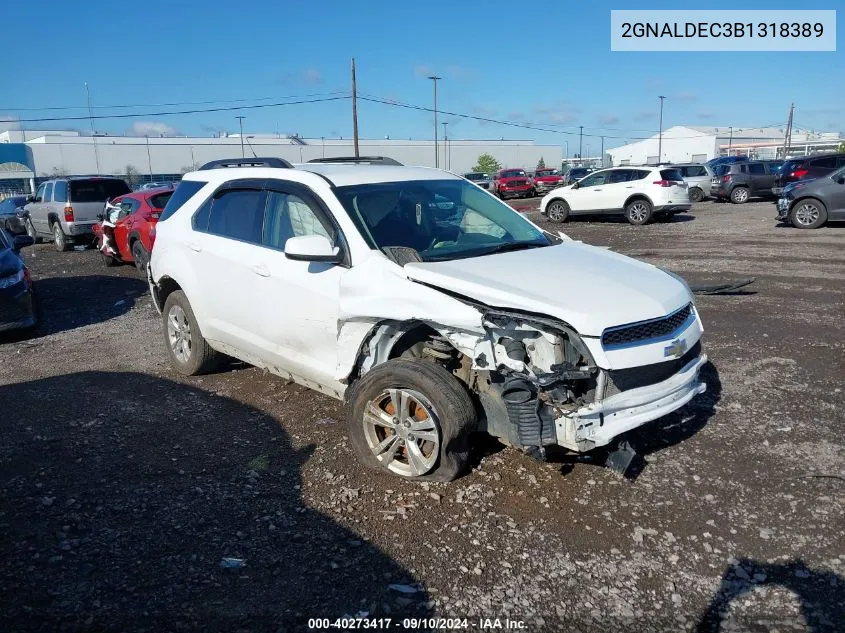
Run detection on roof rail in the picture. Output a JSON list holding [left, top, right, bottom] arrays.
[[307, 156, 403, 166], [199, 157, 293, 170]]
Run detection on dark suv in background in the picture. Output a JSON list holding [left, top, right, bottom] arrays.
[[777, 165, 845, 229], [710, 160, 782, 204], [773, 153, 845, 196]]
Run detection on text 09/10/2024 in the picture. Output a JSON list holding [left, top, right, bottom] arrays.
[[611, 9, 836, 52]]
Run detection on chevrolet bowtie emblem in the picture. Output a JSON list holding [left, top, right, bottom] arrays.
[[664, 338, 688, 358]]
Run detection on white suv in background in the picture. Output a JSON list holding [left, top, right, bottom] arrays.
[[148, 157, 706, 482], [540, 166, 691, 225]]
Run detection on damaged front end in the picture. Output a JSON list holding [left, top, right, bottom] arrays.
[[471, 309, 599, 459]]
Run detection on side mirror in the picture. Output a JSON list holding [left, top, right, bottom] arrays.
[[284, 234, 342, 264], [837, 176, 845, 185], [26, 195, 35, 203], [13, 234, 35, 251]]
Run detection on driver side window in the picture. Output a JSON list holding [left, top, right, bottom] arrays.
[[34, 183, 46, 203], [580, 172, 609, 187], [263, 190, 331, 251]]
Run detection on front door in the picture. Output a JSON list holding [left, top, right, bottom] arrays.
[[567, 170, 613, 213], [247, 182, 345, 388], [112, 198, 139, 260]]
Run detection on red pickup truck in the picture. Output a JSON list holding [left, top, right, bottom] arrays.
[[532, 168, 564, 194], [492, 169, 534, 199]]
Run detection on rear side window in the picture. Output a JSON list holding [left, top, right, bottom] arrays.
[[714, 166, 729, 176], [207, 188, 266, 244], [684, 165, 707, 177], [631, 170, 650, 180], [53, 181, 68, 202], [608, 170, 631, 183], [159, 180, 205, 222], [148, 192, 173, 209], [70, 179, 131, 203], [810, 156, 837, 169], [659, 169, 684, 182], [748, 163, 765, 175]]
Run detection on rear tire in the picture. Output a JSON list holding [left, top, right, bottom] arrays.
[[346, 358, 476, 482], [162, 290, 220, 376], [53, 223, 70, 252], [730, 187, 750, 204], [689, 187, 704, 203], [625, 199, 653, 225], [131, 240, 150, 272], [789, 199, 827, 229], [546, 199, 570, 223]]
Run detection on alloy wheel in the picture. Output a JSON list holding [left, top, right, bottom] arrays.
[[794, 203, 819, 226], [548, 201, 567, 221], [628, 202, 648, 223], [362, 388, 440, 477], [167, 304, 192, 363]]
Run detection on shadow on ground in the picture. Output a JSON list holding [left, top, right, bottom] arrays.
[[0, 372, 429, 632], [696, 558, 845, 632]]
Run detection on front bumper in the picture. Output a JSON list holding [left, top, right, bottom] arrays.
[[554, 352, 708, 451], [500, 188, 533, 198], [776, 197, 791, 220], [147, 263, 163, 314], [534, 182, 562, 194]]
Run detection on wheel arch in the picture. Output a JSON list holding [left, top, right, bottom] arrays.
[[623, 193, 654, 208], [790, 195, 827, 212], [47, 212, 60, 228]]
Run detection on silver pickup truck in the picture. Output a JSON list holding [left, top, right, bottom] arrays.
[[24, 177, 131, 251]]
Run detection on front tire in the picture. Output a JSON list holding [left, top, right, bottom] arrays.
[[625, 199, 653, 225], [53, 223, 70, 252], [730, 187, 750, 204], [789, 199, 827, 229], [162, 290, 220, 376], [346, 358, 476, 482], [25, 219, 43, 243], [546, 199, 570, 223]]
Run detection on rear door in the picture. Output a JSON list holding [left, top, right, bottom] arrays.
[[191, 179, 268, 356], [69, 179, 132, 225]]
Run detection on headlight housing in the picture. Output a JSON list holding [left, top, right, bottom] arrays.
[[0, 269, 25, 289]]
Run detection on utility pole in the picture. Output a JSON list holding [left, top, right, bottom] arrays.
[[84, 82, 101, 173], [428, 75, 442, 168], [728, 126, 733, 153], [578, 126, 583, 162], [658, 95, 666, 162], [442, 122, 449, 170], [235, 116, 245, 158], [351, 58, 359, 158], [782, 103, 795, 159], [145, 135, 152, 181], [600, 136, 605, 167]]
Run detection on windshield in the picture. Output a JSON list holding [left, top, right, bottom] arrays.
[[70, 179, 131, 203], [464, 173, 487, 181], [335, 179, 550, 262], [535, 169, 560, 177], [501, 170, 526, 178]]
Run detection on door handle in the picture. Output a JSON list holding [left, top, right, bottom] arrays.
[[188, 242, 202, 252], [593, 188, 603, 191], [251, 264, 270, 277], [625, 186, 634, 189]]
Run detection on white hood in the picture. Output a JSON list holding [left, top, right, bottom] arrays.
[[403, 242, 691, 337]]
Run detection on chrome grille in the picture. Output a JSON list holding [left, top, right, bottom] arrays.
[[602, 304, 693, 348]]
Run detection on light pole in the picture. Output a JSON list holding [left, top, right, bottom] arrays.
[[235, 116, 246, 158], [145, 135, 152, 181], [728, 126, 733, 154], [658, 95, 666, 162], [578, 126, 583, 162], [427, 75, 442, 168], [564, 140, 568, 159], [442, 122, 449, 170]]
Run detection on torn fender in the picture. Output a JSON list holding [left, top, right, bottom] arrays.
[[334, 253, 486, 382]]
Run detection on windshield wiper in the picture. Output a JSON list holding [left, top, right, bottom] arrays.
[[473, 241, 548, 256]]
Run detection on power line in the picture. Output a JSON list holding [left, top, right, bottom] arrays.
[[356, 95, 718, 141], [1, 91, 350, 112], [0, 96, 351, 124]]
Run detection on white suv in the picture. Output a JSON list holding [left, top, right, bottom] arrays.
[[540, 166, 691, 224], [149, 157, 707, 481]]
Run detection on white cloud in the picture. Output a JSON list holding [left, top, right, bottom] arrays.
[[696, 111, 716, 120], [278, 67, 323, 86], [677, 91, 697, 102], [634, 110, 655, 122], [597, 114, 620, 125], [414, 64, 434, 78], [129, 121, 178, 137]]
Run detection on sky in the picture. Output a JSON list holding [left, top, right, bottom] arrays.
[[1, 0, 842, 152]]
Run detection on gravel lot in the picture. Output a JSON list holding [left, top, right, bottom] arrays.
[[1, 199, 843, 632]]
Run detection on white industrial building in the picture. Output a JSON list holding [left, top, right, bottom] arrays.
[[607, 126, 842, 166], [0, 129, 561, 194]]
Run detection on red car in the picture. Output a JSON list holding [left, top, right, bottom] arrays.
[[532, 168, 565, 195], [492, 168, 534, 199], [93, 186, 174, 271]]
